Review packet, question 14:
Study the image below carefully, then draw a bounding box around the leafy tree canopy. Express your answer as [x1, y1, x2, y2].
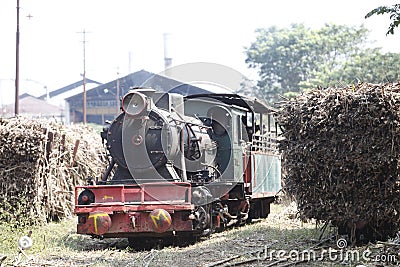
[365, 4, 400, 35]
[245, 23, 400, 103]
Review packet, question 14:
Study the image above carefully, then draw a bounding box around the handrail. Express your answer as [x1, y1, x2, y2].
[251, 133, 279, 154]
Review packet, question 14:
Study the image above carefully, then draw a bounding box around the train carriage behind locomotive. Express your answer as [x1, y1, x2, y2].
[74, 87, 281, 244]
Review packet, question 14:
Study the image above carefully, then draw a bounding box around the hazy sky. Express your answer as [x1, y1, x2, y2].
[0, 0, 399, 104]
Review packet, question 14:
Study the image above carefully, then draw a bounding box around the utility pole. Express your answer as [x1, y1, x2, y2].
[163, 33, 172, 70]
[15, 0, 20, 115]
[116, 70, 120, 114]
[128, 52, 132, 74]
[78, 29, 89, 124]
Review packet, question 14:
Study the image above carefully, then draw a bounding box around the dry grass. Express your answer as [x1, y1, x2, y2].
[0, 203, 398, 267]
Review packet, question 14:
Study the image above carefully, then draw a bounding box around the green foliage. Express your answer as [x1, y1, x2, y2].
[0, 218, 104, 258]
[283, 91, 300, 100]
[0, 223, 28, 255]
[245, 23, 400, 103]
[334, 48, 400, 83]
[365, 4, 400, 35]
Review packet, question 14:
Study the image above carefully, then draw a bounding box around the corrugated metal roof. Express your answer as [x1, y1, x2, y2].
[38, 78, 101, 100]
[65, 70, 214, 102]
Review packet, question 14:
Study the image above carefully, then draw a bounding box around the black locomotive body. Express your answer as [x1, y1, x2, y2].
[74, 88, 281, 247]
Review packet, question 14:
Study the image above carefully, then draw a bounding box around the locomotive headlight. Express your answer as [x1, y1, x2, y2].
[78, 189, 95, 205]
[122, 91, 147, 116]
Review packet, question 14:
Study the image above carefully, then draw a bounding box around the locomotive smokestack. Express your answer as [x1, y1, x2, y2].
[122, 88, 155, 116]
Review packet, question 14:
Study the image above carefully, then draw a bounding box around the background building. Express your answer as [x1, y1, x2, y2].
[66, 70, 212, 125]
[0, 78, 101, 123]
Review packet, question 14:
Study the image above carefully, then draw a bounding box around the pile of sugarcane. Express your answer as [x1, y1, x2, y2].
[0, 117, 107, 225]
[276, 82, 400, 241]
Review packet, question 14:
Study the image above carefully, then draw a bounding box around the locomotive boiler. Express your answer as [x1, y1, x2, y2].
[74, 87, 281, 247]
[103, 88, 217, 184]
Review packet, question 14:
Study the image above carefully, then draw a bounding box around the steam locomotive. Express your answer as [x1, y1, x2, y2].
[74, 88, 281, 247]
